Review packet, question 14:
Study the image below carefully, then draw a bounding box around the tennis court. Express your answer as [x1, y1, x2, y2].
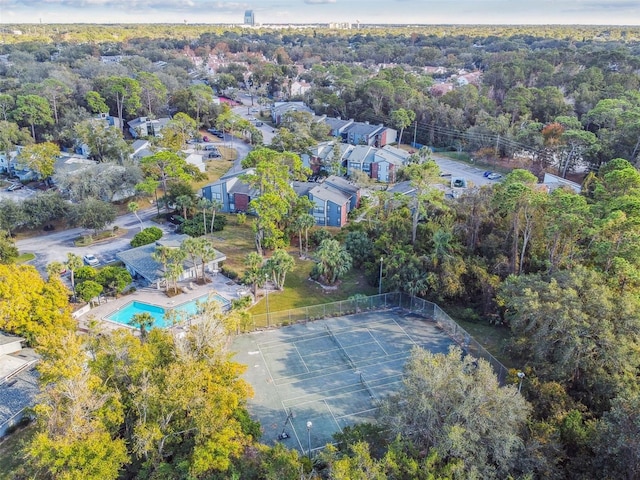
[231, 309, 456, 455]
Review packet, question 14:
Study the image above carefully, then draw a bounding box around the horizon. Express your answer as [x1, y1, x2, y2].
[2, 1, 640, 27]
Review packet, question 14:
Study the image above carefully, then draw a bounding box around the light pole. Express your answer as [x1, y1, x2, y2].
[517, 371, 525, 394]
[378, 257, 384, 295]
[265, 274, 270, 326]
[306, 421, 312, 461]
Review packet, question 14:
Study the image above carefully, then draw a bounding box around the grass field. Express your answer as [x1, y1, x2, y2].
[207, 219, 378, 314]
[0, 425, 32, 480]
[456, 318, 514, 367]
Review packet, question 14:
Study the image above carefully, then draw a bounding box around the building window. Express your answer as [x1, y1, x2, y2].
[314, 206, 325, 214]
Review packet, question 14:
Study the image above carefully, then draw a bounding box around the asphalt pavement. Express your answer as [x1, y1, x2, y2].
[16, 205, 173, 275]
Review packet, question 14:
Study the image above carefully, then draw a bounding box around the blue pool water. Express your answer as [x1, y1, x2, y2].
[106, 293, 230, 328]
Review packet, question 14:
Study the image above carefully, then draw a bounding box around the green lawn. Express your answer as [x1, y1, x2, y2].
[14, 252, 35, 263]
[0, 425, 33, 480]
[249, 258, 378, 315]
[455, 318, 515, 368]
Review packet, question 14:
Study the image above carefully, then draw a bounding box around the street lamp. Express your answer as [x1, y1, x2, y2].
[306, 421, 312, 461]
[517, 371, 525, 394]
[378, 257, 384, 295]
[265, 274, 270, 326]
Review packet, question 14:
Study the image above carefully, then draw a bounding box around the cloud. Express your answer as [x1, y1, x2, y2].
[304, 0, 336, 4]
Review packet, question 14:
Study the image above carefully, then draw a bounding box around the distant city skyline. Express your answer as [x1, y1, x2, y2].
[2, 0, 639, 26]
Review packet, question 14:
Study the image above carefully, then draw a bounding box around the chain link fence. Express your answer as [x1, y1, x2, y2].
[249, 292, 508, 384]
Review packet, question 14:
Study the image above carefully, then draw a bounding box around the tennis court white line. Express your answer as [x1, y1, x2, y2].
[335, 406, 379, 419]
[366, 328, 389, 356]
[282, 383, 377, 408]
[282, 399, 305, 453]
[324, 399, 344, 433]
[273, 351, 411, 386]
[390, 317, 420, 347]
[257, 342, 277, 386]
[294, 343, 310, 373]
[256, 318, 403, 348]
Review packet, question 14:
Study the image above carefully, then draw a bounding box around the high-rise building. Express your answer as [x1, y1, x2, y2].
[244, 10, 255, 26]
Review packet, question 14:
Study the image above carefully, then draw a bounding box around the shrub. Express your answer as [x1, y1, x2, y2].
[131, 226, 163, 247]
[76, 280, 103, 302]
[179, 214, 227, 237]
[310, 228, 332, 247]
[221, 265, 238, 280]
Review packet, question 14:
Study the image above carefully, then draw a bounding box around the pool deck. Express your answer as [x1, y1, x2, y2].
[75, 274, 248, 332]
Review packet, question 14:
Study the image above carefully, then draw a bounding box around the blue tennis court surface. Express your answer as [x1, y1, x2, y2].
[231, 309, 456, 454]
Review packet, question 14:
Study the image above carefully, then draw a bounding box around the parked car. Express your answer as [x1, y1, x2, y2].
[202, 135, 209, 142]
[204, 144, 219, 151]
[83, 254, 100, 267]
[452, 179, 465, 188]
[483, 171, 493, 177]
[487, 173, 503, 180]
[205, 151, 222, 159]
[255, 121, 264, 127]
[6, 183, 24, 191]
[207, 128, 225, 138]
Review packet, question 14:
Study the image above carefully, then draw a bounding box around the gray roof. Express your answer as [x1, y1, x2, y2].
[345, 122, 384, 137]
[324, 175, 359, 195]
[324, 117, 354, 133]
[374, 145, 410, 166]
[346, 145, 376, 164]
[227, 179, 253, 196]
[293, 181, 315, 197]
[0, 368, 39, 429]
[310, 184, 352, 206]
[387, 180, 416, 196]
[127, 116, 171, 128]
[272, 102, 314, 117]
[117, 234, 226, 283]
[221, 167, 253, 181]
[0, 334, 23, 347]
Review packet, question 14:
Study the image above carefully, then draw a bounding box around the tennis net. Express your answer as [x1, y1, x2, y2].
[325, 325, 357, 371]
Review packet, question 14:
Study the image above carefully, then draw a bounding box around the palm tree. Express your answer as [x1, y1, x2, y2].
[315, 239, 353, 285]
[197, 197, 212, 235]
[298, 213, 315, 258]
[264, 249, 295, 290]
[45, 261, 65, 281]
[181, 237, 202, 282]
[175, 194, 194, 220]
[165, 248, 186, 294]
[243, 252, 264, 296]
[128, 201, 144, 231]
[66, 253, 84, 302]
[196, 237, 217, 281]
[209, 199, 223, 233]
[129, 312, 154, 340]
[151, 246, 171, 292]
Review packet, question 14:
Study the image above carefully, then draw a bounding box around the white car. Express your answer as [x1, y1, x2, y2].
[83, 254, 100, 267]
[487, 173, 503, 180]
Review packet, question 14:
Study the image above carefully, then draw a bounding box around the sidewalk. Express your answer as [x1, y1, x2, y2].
[76, 273, 246, 331]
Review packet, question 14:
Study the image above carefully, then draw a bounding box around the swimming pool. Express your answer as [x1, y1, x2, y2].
[106, 293, 230, 329]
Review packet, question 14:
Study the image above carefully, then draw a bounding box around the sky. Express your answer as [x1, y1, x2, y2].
[2, 0, 640, 25]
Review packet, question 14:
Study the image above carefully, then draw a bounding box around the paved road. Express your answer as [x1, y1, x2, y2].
[16, 206, 173, 275]
[17, 141, 254, 275]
